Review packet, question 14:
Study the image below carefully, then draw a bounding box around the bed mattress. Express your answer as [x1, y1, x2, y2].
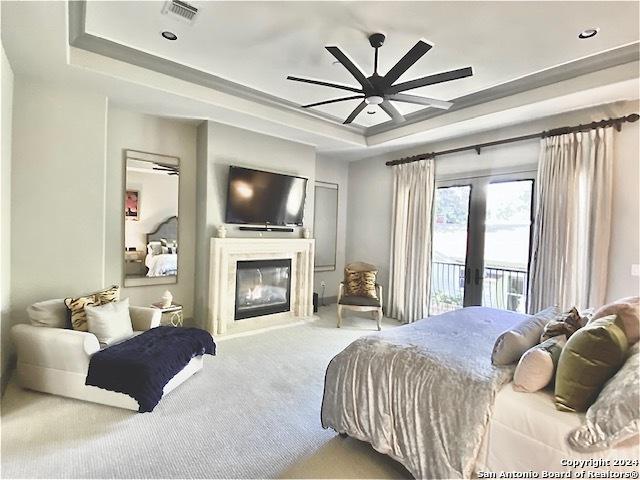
[477, 383, 640, 475]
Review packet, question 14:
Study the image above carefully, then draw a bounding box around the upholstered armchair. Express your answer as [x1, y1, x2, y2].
[337, 262, 383, 331]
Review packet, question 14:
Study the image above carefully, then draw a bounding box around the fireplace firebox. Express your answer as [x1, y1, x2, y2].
[234, 259, 292, 320]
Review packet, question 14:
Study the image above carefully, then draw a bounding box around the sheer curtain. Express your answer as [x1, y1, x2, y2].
[388, 160, 435, 323]
[529, 127, 613, 312]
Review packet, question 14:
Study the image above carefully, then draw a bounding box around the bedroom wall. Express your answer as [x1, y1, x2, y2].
[105, 107, 197, 319]
[10, 80, 108, 323]
[1, 44, 14, 389]
[344, 100, 640, 307]
[194, 121, 316, 328]
[313, 156, 349, 302]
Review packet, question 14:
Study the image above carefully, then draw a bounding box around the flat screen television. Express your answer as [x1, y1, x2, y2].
[225, 166, 307, 226]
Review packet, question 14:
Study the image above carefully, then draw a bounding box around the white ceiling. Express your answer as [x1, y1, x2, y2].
[84, 1, 640, 127]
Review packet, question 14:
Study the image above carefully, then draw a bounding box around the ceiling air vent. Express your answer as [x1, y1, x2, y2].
[162, 0, 198, 24]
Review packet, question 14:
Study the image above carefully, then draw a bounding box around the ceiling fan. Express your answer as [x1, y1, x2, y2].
[287, 33, 473, 125]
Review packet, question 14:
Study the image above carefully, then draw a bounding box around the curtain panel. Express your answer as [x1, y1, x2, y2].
[388, 160, 435, 323]
[529, 127, 613, 312]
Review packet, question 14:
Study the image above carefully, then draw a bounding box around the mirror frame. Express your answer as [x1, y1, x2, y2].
[122, 149, 181, 287]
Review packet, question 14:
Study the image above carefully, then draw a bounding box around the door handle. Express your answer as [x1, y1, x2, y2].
[474, 268, 481, 285]
[465, 268, 471, 285]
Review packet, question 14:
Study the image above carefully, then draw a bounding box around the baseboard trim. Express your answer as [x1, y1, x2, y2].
[320, 296, 337, 306]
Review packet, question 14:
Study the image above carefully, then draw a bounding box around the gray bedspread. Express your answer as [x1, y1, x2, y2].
[321, 306, 527, 479]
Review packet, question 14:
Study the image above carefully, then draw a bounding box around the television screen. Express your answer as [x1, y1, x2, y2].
[225, 166, 307, 226]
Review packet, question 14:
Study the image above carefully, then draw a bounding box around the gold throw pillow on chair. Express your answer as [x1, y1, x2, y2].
[344, 267, 378, 299]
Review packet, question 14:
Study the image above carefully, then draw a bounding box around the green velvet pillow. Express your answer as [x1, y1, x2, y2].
[555, 314, 629, 412]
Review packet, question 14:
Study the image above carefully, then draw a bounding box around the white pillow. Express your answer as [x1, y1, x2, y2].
[513, 335, 566, 392]
[27, 298, 69, 328]
[85, 298, 133, 346]
[492, 306, 560, 365]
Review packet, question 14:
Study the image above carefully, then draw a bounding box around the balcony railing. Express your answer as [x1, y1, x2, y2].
[429, 261, 528, 316]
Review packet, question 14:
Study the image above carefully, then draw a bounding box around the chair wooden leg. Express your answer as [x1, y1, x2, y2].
[337, 305, 343, 328]
[376, 309, 382, 331]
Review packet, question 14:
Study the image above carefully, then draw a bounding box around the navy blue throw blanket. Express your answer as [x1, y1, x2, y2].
[86, 326, 215, 413]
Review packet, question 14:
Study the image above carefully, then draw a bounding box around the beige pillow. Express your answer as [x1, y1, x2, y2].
[27, 298, 69, 328]
[85, 298, 133, 346]
[492, 306, 559, 366]
[513, 335, 566, 392]
[64, 285, 120, 332]
[590, 297, 639, 344]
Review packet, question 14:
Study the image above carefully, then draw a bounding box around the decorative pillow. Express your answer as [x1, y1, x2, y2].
[85, 297, 133, 346]
[590, 296, 640, 344]
[64, 285, 120, 332]
[567, 343, 639, 452]
[148, 242, 162, 256]
[27, 298, 69, 328]
[513, 335, 567, 392]
[344, 266, 378, 299]
[555, 314, 629, 412]
[491, 306, 559, 366]
[541, 307, 586, 342]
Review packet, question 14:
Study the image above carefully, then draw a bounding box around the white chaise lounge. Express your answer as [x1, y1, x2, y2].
[12, 299, 203, 411]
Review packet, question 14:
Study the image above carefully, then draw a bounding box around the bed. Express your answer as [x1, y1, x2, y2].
[321, 306, 639, 479]
[145, 216, 178, 277]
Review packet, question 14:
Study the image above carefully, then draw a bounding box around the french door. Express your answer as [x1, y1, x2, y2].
[428, 172, 535, 316]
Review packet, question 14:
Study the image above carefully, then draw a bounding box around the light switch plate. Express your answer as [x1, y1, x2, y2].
[632, 264, 640, 277]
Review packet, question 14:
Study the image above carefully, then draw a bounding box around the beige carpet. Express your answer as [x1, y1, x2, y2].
[1, 307, 411, 479]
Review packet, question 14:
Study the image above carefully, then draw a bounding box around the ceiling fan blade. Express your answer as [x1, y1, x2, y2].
[287, 76, 363, 94]
[382, 40, 432, 88]
[388, 93, 453, 110]
[343, 101, 366, 124]
[380, 100, 405, 124]
[387, 67, 473, 94]
[325, 46, 373, 90]
[302, 95, 364, 108]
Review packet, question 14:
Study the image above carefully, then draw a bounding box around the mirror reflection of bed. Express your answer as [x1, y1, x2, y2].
[123, 150, 179, 287]
[145, 217, 178, 277]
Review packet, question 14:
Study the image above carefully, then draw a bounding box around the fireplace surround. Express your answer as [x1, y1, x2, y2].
[208, 238, 314, 335]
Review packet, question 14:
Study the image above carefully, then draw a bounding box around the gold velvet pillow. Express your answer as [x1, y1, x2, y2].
[554, 314, 629, 412]
[344, 266, 378, 299]
[65, 285, 120, 332]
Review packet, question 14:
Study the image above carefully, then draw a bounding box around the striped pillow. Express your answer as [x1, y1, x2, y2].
[64, 285, 120, 332]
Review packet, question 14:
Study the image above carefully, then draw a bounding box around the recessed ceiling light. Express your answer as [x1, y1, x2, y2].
[161, 31, 178, 41]
[578, 28, 599, 39]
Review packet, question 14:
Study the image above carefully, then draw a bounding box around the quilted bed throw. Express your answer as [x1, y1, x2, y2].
[321, 307, 524, 478]
[86, 326, 215, 412]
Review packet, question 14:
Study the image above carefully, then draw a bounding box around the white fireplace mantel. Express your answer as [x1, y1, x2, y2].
[207, 238, 315, 335]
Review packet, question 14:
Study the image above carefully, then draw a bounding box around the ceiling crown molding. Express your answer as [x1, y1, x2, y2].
[68, 1, 639, 139]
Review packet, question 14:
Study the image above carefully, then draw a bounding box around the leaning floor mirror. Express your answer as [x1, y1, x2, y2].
[123, 149, 180, 287]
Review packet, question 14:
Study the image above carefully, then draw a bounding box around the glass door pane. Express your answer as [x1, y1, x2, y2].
[429, 185, 471, 316]
[481, 180, 533, 313]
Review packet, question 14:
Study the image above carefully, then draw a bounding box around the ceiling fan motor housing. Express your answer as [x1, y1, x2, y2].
[369, 33, 386, 48]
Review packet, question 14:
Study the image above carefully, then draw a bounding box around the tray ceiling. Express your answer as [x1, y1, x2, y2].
[82, 1, 640, 128]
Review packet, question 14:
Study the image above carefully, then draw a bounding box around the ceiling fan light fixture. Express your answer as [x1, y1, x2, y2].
[365, 95, 384, 105]
[578, 27, 599, 39]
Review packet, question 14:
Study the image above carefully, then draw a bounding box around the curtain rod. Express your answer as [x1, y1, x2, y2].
[385, 113, 640, 167]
